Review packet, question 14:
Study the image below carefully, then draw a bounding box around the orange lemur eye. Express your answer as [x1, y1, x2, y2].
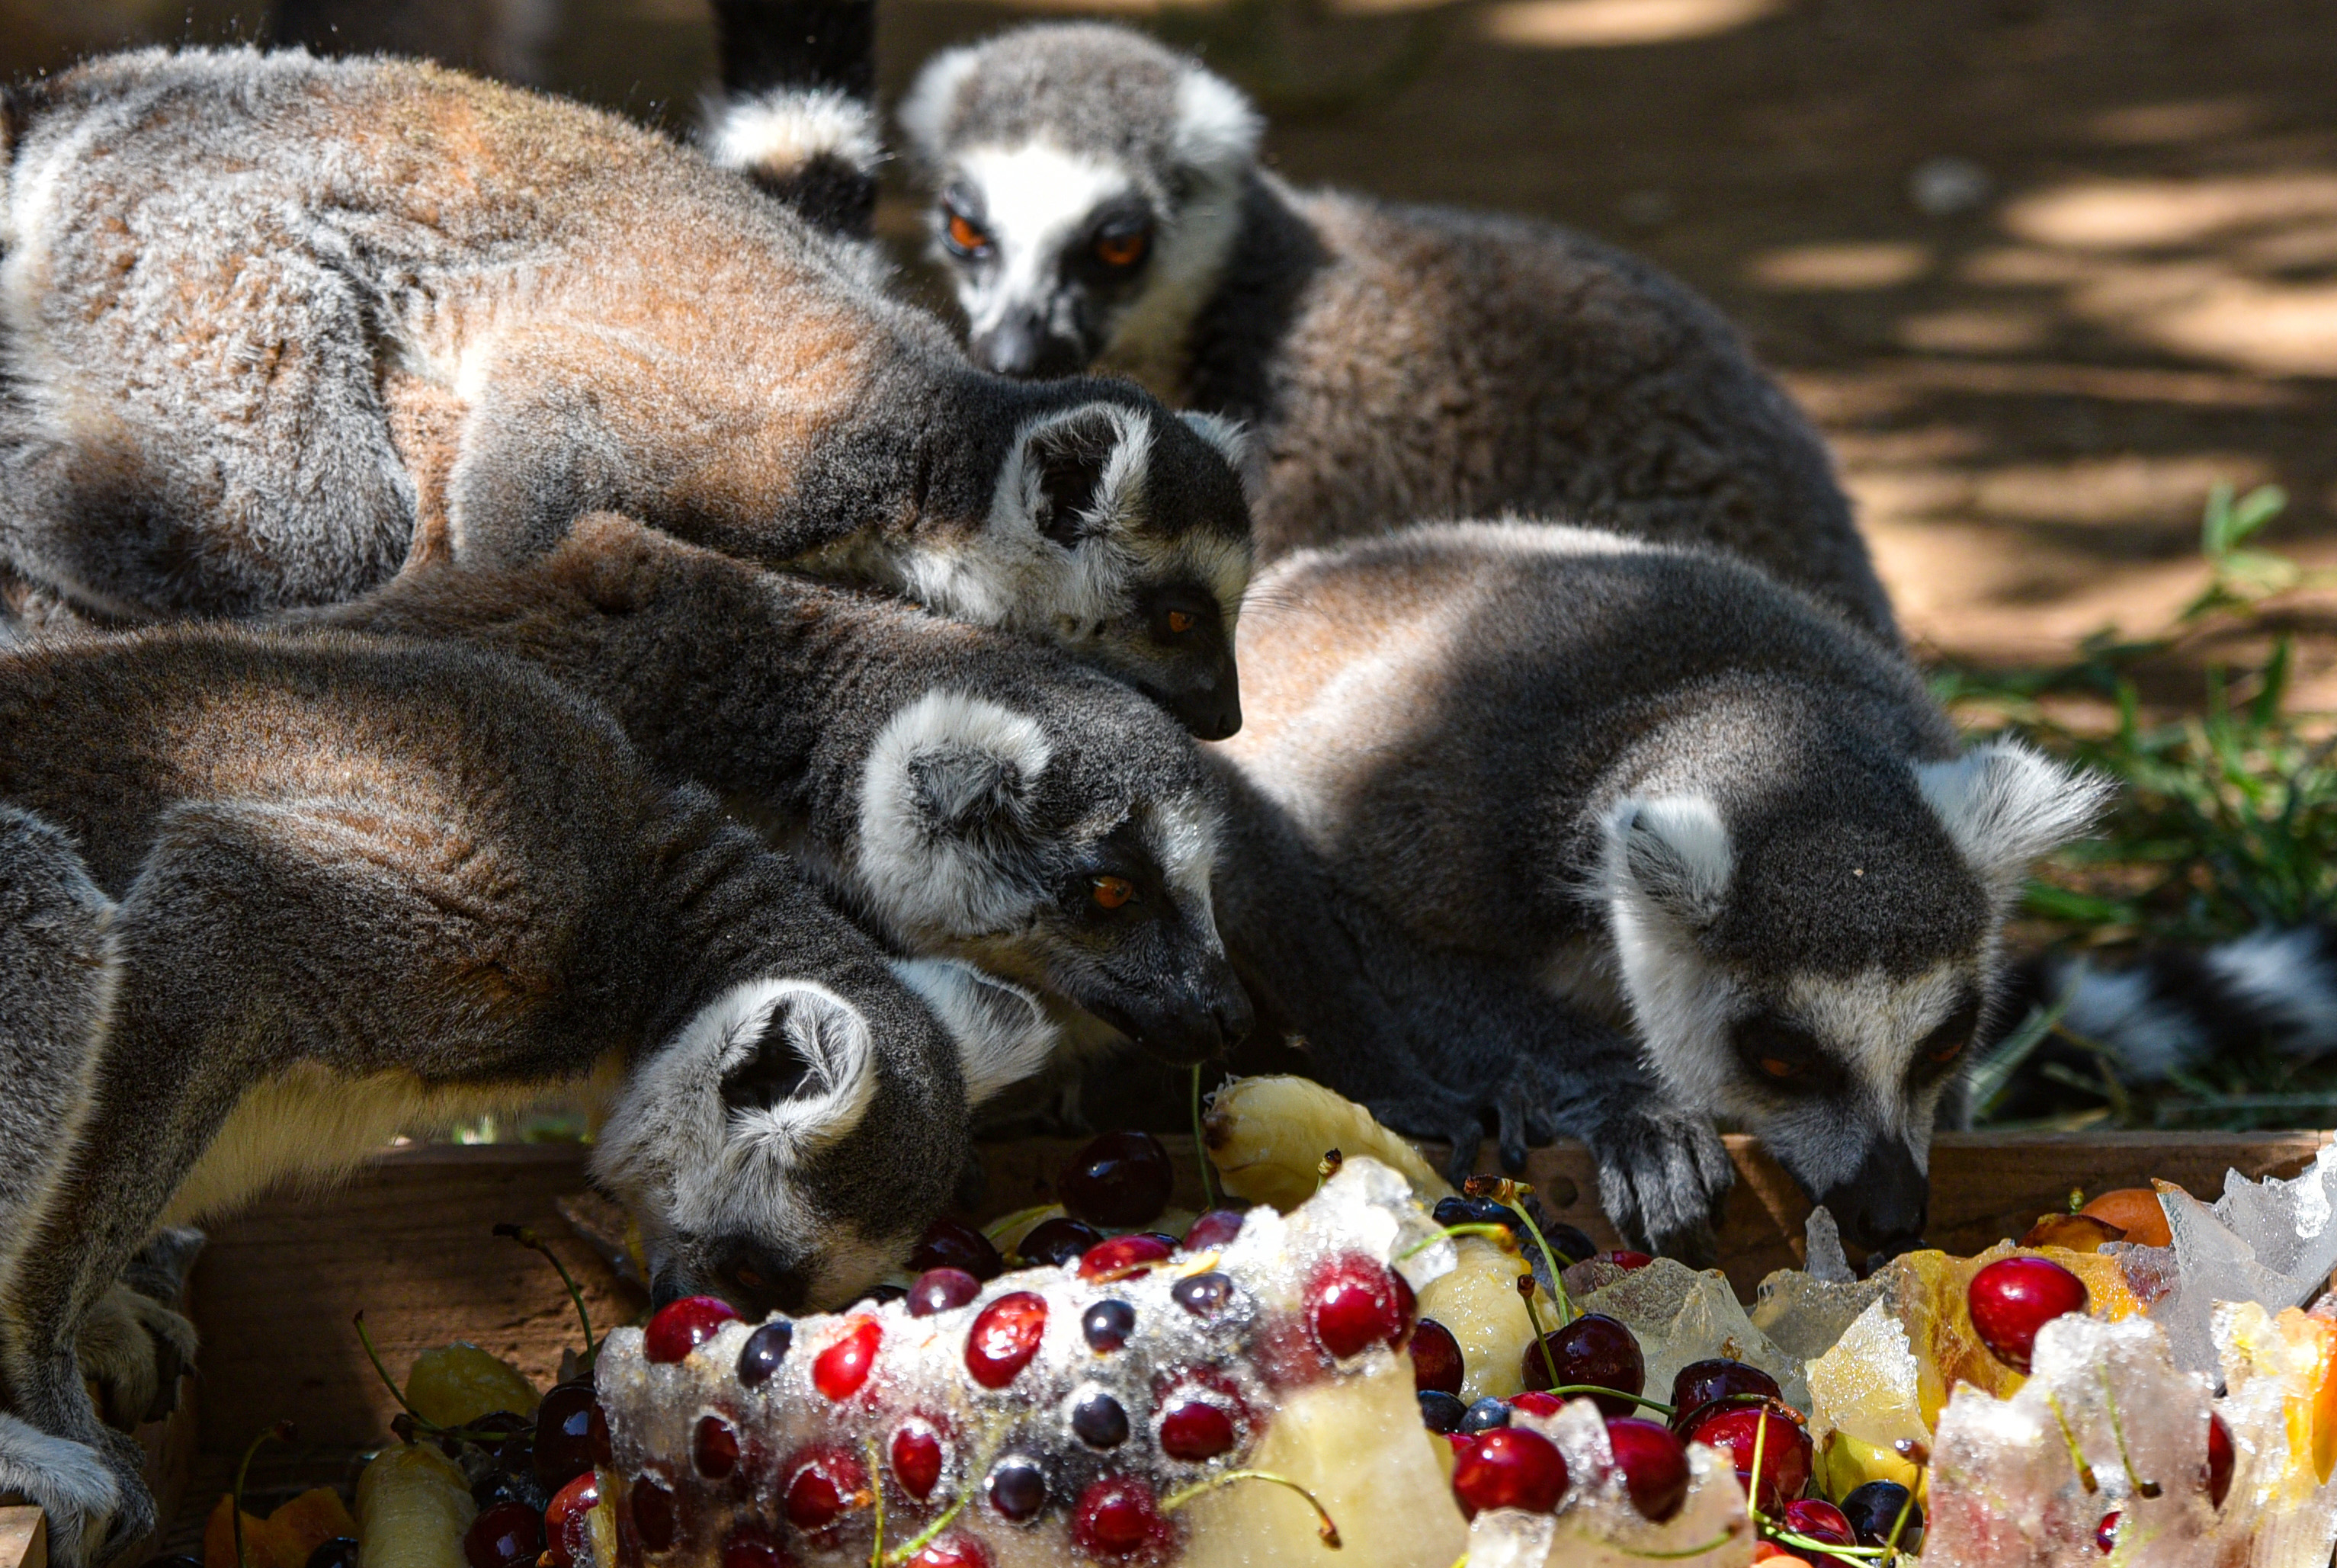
[1758, 1057, 1803, 1081]
[1165, 609, 1196, 634]
[1094, 229, 1149, 268]
[1926, 1037, 1966, 1066]
[945, 212, 989, 254]
[1091, 874, 1136, 909]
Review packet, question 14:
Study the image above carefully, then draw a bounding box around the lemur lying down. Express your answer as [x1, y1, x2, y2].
[0, 627, 1052, 1568]
[305, 513, 1252, 1069]
[1209, 523, 2108, 1263]
[0, 47, 1252, 736]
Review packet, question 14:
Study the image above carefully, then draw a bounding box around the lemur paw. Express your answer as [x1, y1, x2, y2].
[1585, 1103, 1736, 1267]
[0, 1412, 147, 1568]
[77, 1284, 199, 1429]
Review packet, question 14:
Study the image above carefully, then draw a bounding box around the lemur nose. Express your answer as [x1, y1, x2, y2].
[1817, 1139, 1931, 1259]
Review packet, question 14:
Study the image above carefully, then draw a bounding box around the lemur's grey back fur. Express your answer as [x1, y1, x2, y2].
[306, 512, 1251, 1068]
[899, 24, 1893, 636]
[1210, 523, 2106, 1260]
[0, 627, 1050, 1566]
[0, 46, 1252, 736]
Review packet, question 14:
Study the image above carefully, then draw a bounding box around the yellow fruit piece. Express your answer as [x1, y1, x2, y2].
[357, 1442, 476, 1568]
[1181, 1331, 1469, 1568]
[1880, 1242, 2142, 1426]
[203, 1488, 357, 1568]
[402, 1342, 540, 1428]
[1414, 1236, 1544, 1403]
[1816, 1430, 1928, 1507]
[1203, 1076, 1453, 1211]
[2284, 1309, 2337, 1486]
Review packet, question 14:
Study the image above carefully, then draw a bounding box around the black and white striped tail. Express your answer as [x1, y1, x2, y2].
[703, 0, 883, 237]
[1997, 924, 2337, 1081]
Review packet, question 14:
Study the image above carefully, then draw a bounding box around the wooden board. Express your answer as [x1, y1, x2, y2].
[0, 1508, 46, 1568]
[183, 1129, 2331, 1456]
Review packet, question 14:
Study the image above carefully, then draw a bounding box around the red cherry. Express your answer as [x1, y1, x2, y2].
[1606, 1418, 1691, 1524]
[966, 1291, 1050, 1388]
[2206, 1412, 2233, 1509]
[1521, 1313, 1645, 1417]
[463, 1500, 544, 1568]
[1079, 1234, 1175, 1281]
[720, 1525, 799, 1568]
[2095, 1510, 2119, 1553]
[1409, 1318, 1465, 1396]
[1060, 1130, 1175, 1228]
[1508, 1391, 1563, 1418]
[1183, 1210, 1245, 1250]
[1310, 1256, 1409, 1359]
[892, 1418, 946, 1500]
[1685, 1405, 1813, 1515]
[785, 1446, 869, 1531]
[1967, 1256, 2090, 1374]
[629, 1476, 678, 1554]
[906, 1537, 992, 1568]
[1452, 1428, 1569, 1517]
[694, 1413, 739, 1478]
[813, 1318, 883, 1400]
[543, 1471, 600, 1568]
[643, 1295, 741, 1364]
[1072, 1475, 1173, 1559]
[1669, 1360, 1782, 1433]
[1783, 1498, 1856, 1546]
[911, 1219, 1004, 1281]
[1606, 1250, 1655, 1270]
[909, 1268, 982, 1317]
[1158, 1398, 1237, 1462]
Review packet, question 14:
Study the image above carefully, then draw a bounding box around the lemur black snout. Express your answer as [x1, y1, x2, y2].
[713, 1239, 811, 1319]
[1163, 679, 1242, 741]
[1818, 1140, 1931, 1257]
[972, 311, 1086, 380]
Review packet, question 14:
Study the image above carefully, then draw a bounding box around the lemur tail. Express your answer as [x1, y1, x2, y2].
[701, 0, 883, 238]
[1997, 923, 2337, 1082]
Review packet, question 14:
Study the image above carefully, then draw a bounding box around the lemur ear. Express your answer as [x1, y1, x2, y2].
[1915, 739, 2112, 895]
[716, 982, 877, 1140]
[1178, 410, 1255, 498]
[896, 44, 980, 165]
[1172, 66, 1263, 177]
[906, 744, 1029, 832]
[891, 957, 1059, 1108]
[1018, 405, 1147, 550]
[1604, 796, 1732, 929]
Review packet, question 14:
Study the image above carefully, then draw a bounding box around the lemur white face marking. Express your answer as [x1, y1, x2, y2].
[948, 143, 1133, 348]
[591, 978, 883, 1308]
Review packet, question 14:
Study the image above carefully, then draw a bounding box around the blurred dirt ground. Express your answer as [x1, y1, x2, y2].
[13, 0, 2337, 704]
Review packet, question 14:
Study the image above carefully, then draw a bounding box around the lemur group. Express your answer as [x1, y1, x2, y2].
[0, 16, 2124, 1560]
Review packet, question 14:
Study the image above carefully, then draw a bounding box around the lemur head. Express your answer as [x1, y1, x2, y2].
[836, 683, 1252, 1066]
[899, 23, 1259, 382]
[1600, 736, 2111, 1260]
[592, 959, 1054, 1315]
[912, 389, 1253, 739]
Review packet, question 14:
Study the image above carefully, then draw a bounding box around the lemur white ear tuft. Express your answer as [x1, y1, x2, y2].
[1008, 404, 1149, 549]
[1915, 739, 2113, 893]
[1178, 410, 1255, 497]
[716, 980, 879, 1159]
[878, 691, 1050, 834]
[1172, 66, 1262, 178]
[897, 45, 982, 165]
[704, 85, 883, 183]
[1605, 796, 1733, 929]
[891, 957, 1059, 1108]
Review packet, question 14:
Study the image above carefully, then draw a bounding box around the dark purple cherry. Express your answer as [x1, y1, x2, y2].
[1667, 1359, 1781, 1434]
[1409, 1318, 1465, 1396]
[1059, 1130, 1175, 1229]
[1182, 1209, 1246, 1251]
[736, 1319, 793, 1388]
[534, 1381, 606, 1489]
[910, 1219, 1005, 1281]
[1083, 1298, 1136, 1352]
[909, 1268, 982, 1317]
[1017, 1217, 1105, 1269]
[1520, 1313, 1644, 1417]
[986, 1457, 1049, 1522]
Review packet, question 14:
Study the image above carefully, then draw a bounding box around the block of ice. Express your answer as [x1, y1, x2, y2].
[1579, 1260, 1810, 1416]
[2205, 1301, 2337, 1568]
[2153, 1147, 2337, 1375]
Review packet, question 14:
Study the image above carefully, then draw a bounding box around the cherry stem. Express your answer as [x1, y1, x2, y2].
[2099, 1372, 2161, 1499]
[1500, 1182, 1576, 1325]
[1537, 1384, 1678, 1417]
[493, 1223, 597, 1368]
[1749, 1409, 1769, 1523]
[1883, 1468, 1923, 1558]
[2047, 1392, 2099, 1493]
[865, 1438, 886, 1568]
[1611, 1525, 1749, 1560]
[1191, 1065, 1220, 1211]
[1316, 1149, 1343, 1195]
[1520, 1285, 1563, 1393]
[1162, 1470, 1343, 1548]
[1396, 1223, 1512, 1262]
[232, 1419, 296, 1568]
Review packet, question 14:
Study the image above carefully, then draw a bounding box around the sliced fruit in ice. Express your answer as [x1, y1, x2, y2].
[1202, 1076, 1454, 1210]
[1576, 1259, 1808, 1417]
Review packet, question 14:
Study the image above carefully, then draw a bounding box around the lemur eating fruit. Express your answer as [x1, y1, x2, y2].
[1208, 523, 2108, 1261]
[899, 23, 1893, 636]
[307, 512, 1253, 1070]
[0, 46, 1252, 736]
[0, 627, 1053, 1568]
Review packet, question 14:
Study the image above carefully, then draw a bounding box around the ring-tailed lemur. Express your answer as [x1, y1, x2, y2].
[1208, 522, 2108, 1262]
[0, 627, 1053, 1567]
[898, 24, 1894, 636]
[700, 0, 886, 237]
[305, 512, 1252, 1068]
[0, 47, 1253, 738]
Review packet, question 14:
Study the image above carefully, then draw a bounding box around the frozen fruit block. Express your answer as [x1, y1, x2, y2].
[1460, 1396, 1752, 1566]
[1415, 1235, 1540, 1403]
[1576, 1260, 1810, 1417]
[2153, 1149, 2337, 1376]
[1749, 1210, 1885, 1367]
[1805, 1298, 1927, 1454]
[2206, 1301, 2337, 1566]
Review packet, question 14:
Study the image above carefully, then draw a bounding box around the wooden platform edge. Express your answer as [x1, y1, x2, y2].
[0, 1505, 47, 1568]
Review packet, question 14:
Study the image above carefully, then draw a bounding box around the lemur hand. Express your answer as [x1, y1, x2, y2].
[1579, 1096, 1736, 1266]
[77, 1283, 199, 1429]
[0, 1412, 147, 1568]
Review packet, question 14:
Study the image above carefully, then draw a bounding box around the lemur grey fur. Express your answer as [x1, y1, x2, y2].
[899, 24, 1893, 636]
[306, 511, 1252, 1068]
[700, 0, 886, 237]
[0, 47, 1254, 738]
[0, 627, 1053, 1567]
[1210, 523, 2108, 1261]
